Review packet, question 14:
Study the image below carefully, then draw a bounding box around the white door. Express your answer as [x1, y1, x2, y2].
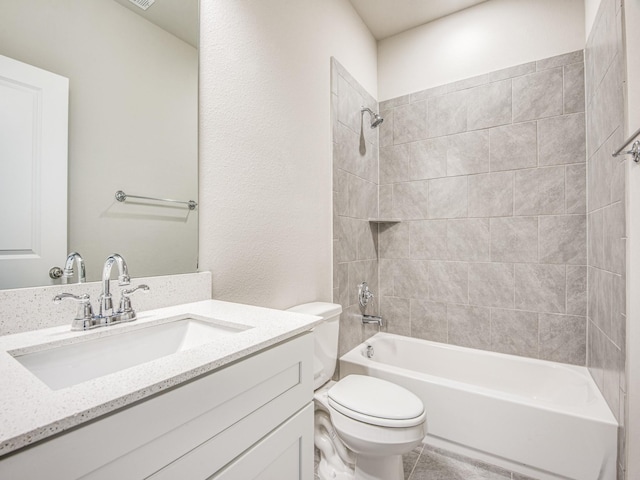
[0, 55, 68, 289]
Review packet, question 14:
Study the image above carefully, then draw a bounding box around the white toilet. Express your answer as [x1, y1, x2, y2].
[287, 302, 426, 480]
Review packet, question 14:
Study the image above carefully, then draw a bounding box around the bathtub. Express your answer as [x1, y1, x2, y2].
[339, 333, 617, 480]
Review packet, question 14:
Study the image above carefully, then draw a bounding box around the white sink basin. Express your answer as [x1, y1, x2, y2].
[11, 316, 251, 390]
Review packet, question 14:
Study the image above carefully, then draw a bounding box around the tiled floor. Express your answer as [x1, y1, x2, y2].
[315, 445, 539, 480]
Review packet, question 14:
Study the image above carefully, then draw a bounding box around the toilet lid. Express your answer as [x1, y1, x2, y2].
[328, 375, 425, 428]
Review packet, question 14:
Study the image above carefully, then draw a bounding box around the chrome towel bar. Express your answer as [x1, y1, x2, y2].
[115, 190, 197, 210]
[612, 126, 640, 163]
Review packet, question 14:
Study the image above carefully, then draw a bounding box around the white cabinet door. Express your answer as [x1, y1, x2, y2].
[0, 54, 68, 289]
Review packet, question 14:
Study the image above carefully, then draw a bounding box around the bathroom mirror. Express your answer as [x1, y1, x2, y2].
[0, 0, 199, 289]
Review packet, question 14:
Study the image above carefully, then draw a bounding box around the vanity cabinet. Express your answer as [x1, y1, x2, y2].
[0, 333, 314, 480]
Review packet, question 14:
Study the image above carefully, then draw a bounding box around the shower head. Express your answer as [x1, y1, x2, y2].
[361, 107, 384, 129]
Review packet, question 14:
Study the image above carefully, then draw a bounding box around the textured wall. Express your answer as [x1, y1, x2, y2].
[584, 0, 627, 476]
[376, 51, 588, 364]
[331, 59, 380, 358]
[199, 0, 377, 309]
[377, 0, 585, 100]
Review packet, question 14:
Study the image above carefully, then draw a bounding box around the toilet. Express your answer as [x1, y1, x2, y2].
[287, 302, 426, 480]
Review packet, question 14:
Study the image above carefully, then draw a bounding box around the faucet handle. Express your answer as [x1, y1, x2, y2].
[119, 284, 149, 313]
[53, 293, 95, 330]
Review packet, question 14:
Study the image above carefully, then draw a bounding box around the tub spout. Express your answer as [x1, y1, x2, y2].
[362, 314, 383, 326]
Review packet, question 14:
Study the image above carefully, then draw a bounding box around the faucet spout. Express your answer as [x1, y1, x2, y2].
[100, 254, 130, 317]
[63, 252, 86, 284]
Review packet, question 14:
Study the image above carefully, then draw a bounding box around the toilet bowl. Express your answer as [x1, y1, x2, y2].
[287, 302, 426, 480]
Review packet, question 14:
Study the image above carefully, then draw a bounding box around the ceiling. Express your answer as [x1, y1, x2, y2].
[111, 0, 199, 47]
[348, 0, 489, 40]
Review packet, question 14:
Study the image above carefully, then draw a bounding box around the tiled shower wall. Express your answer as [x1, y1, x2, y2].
[584, 0, 627, 477]
[331, 58, 381, 359]
[376, 51, 588, 364]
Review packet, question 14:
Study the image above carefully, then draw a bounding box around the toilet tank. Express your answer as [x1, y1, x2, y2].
[286, 302, 342, 389]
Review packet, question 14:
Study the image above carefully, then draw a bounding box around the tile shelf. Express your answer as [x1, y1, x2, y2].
[368, 218, 402, 224]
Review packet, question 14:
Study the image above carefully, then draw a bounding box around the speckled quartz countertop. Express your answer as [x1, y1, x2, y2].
[0, 299, 322, 457]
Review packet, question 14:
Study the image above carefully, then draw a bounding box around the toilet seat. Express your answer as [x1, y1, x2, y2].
[328, 375, 425, 428]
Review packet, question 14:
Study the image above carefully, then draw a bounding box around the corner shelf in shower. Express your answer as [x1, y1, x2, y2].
[368, 218, 402, 224]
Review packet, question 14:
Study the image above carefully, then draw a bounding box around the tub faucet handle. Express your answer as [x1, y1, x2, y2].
[358, 282, 374, 308]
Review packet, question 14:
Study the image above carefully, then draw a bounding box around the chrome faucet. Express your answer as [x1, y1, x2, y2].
[358, 282, 383, 327]
[99, 253, 131, 318]
[53, 253, 149, 331]
[62, 252, 86, 284]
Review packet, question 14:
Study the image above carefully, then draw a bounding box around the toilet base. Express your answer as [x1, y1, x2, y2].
[354, 454, 404, 480]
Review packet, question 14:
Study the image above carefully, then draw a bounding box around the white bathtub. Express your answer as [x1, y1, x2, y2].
[339, 333, 617, 480]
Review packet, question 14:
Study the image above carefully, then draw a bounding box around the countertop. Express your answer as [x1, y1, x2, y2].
[0, 299, 322, 457]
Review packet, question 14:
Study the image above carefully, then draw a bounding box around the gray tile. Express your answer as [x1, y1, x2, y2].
[565, 164, 587, 214]
[588, 319, 606, 390]
[603, 201, 625, 275]
[380, 95, 410, 111]
[515, 264, 566, 314]
[380, 144, 410, 184]
[403, 444, 423, 479]
[381, 296, 411, 336]
[447, 219, 490, 262]
[412, 446, 511, 480]
[428, 177, 468, 219]
[334, 122, 378, 183]
[427, 89, 468, 137]
[337, 74, 363, 133]
[603, 337, 622, 419]
[467, 80, 512, 130]
[356, 220, 378, 261]
[448, 73, 489, 93]
[491, 309, 538, 357]
[468, 172, 514, 218]
[536, 50, 583, 70]
[335, 216, 357, 262]
[410, 220, 448, 260]
[514, 167, 565, 216]
[488, 62, 536, 82]
[393, 181, 429, 220]
[587, 131, 617, 212]
[428, 261, 468, 304]
[611, 272, 626, 349]
[538, 113, 586, 166]
[379, 108, 394, 147]
[538, 215, 587, 265]
[513, 68, 564, 122]
[348, 175, 377, 219]
[379, 184, 394, 218]
[468, 263, 515, 308]
[409, 137, 448, 180]
[564, 62, 586, 114]
[410, 300, 447, 342]
[379, 222, 410, 258]
[567, 266, 588, 316]
[410, 84, 449, 103]
[588, 210, 604, 269]
[394, 101, 427, 144]
[490, 217, 538, 263]
[381, 259, 429, 299]
[448, 304, 491, 350]
[489, 121, 537, 172]
[337, 305, 364, 357]
[446, 130, 490, 176]
[334, 169, 349, 216]
[539, 314, 586, 365]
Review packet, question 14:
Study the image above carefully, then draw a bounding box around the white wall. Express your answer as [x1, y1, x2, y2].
[624, 0, 640, 475]
[585, 0, 603, 38]
[198, 0, 377, 309]
[0, 0, 198, 282]
[377, 0, 585, 100]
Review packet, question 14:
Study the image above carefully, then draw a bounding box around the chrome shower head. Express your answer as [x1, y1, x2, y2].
[361, 107, 384, 129]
